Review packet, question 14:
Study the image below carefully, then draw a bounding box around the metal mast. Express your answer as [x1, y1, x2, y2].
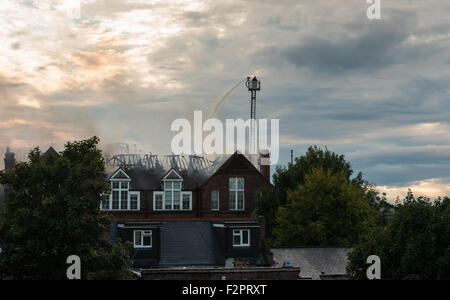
[246, 76, 261, 154]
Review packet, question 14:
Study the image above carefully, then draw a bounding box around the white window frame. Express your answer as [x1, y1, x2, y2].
[129, 191, 140, 211]
[101, 181, 140, 212]
[101, 193, 111, 211]
[163, 180, 182, 210]
[153, 184, 192, 211]
[211, 190, 220, 211]
[233, 229, 251, 247]
[153, 191, 165, 211]
[229, 177, 245, 211]
[181, 192, 192, 210]
[133, 230, 152, 249]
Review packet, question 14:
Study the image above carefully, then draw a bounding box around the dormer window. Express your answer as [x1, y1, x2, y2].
[164, 180, 182, 210]
[153, 169, 192, 211]
[101, 169, 140, 211]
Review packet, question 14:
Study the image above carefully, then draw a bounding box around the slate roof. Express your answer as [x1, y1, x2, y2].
[271, 247, 352, 280]
[159, 221, 223, 267]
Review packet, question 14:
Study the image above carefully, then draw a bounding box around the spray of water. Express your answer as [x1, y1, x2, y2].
[209, 78, 247, 118]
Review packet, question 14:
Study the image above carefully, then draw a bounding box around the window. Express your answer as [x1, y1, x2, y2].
[154, 192, 164, 210]
[233, 229, 250, 247]
[182, 192, 192, 210]
[163, 180, 182, 210]
[113, 180, 129, 210]
[229, 178, 244, 211]
[101, 194, 110, 210]
[112, 191, 120, 210]
[134, 230, 152, 248]
[211, 191, 219, 211]
[130, 192, 139, 210]
[101, 180, 140, 211]
[154, 181, 192, 211]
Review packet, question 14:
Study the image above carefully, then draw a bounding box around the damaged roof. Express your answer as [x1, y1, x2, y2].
[105, 152, 266, 191]
[124, 167, 211, 191]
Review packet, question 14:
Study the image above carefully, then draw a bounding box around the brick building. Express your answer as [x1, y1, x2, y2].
[1, 148, 273, 269]
[102, 152, 273, 268]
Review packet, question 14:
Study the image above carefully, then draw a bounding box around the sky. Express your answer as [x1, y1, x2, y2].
[1, 0, 450, 201]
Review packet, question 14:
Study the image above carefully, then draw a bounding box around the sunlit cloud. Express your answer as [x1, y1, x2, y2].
[379, 178, 450, 202]
[0, 0, 449, 198]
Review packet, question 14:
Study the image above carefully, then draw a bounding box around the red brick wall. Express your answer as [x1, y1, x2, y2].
[200, 173, 270, 219]
[106, 154, 272, 222]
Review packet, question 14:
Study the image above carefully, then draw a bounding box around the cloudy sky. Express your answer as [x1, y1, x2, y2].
[1, 0, 450, 200]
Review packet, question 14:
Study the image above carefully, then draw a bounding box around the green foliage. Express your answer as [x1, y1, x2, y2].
[272, 168, 376, 247]
[255, 146, 390, 243]
[0, 137, 135, 280]
[347, 191, 450, 280]
[274, 146, 354, 207]
[85, 240, 136, 280]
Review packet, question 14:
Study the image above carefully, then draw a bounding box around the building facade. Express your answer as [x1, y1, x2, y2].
[102, 152, 272, 268]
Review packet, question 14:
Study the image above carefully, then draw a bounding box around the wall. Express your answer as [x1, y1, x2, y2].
[109, 173, 270, 222]
[118, 227, 161, 267]
[200, 173, 270, 219]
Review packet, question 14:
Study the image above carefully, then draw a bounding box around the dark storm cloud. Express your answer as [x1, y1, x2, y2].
[280, 18, 414, 73]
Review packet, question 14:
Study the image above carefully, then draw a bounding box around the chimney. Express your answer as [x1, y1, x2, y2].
[259, 151, 271, 182]
[4, 147, 16, 172]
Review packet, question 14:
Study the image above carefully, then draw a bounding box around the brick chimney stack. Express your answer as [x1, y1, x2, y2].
[259, 151, 271, 182]
[4, 147, 16, 172]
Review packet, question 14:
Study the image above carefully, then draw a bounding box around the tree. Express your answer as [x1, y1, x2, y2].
[347, 191, 450, 280]
[272, 168, 376, 246]
[0, 137, 135, 280]
[255, 146, 390, 242]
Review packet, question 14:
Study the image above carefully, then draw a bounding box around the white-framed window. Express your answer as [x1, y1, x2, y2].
[154, 192, 164, 210]
[164, 180, 182, 210]
[229, 178, 244, 211]
[153, 183, 192, 211]
[101, 194, 110, 210]
[134, 230, 152, 249]
[211, 190, 220, 211]
[182, 192, 192, 210]
[101, 181, 140, 211]
[233, 229, 250, 247]
[130, 192, 139, 210]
